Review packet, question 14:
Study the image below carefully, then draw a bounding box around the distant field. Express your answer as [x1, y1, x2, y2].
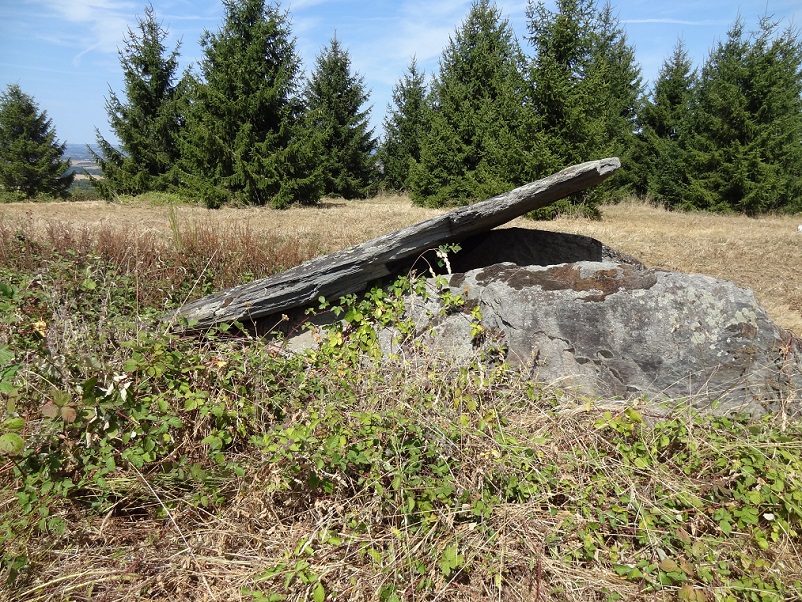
[1, 195, 800, 334]
[64, 143, 101, 177]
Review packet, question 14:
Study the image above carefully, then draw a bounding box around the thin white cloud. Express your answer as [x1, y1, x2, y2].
[32, 0, 139, 61]
[388, 0, 472, 63]
[623, 18, 724, 26]
[0, 62, 82, 77]
[287, 0, 338, 10]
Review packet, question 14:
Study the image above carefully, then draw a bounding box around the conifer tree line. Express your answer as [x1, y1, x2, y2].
[4, 0, 799, 215]
[382, 0, 802, 215]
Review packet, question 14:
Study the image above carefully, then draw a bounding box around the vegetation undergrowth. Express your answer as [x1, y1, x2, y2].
[0, 232, 800, 601]
[0, 205, 323, 312]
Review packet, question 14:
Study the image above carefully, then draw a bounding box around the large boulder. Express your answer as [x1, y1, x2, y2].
[390, 229, 801, 416]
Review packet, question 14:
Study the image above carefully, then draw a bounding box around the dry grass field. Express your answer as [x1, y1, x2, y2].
[1, 194, 800, 334]
[1, 194, 801, 601]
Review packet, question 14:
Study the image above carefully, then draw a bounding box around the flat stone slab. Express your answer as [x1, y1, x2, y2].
[170, 158, 620, 330]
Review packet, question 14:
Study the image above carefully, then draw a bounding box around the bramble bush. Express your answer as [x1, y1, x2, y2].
[0, 234, 800, 601]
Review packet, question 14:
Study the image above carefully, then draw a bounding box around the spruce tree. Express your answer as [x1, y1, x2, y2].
[525, 0, 597, 168]
[685, 19, 754, 212]
[180, 0, 322, 208]
[686, 17, 802, 214]
[634, 40, 697, 206]
[0, 84, 73, 198]
[588, 2, 642, 190]
[525, 0, 641, 213]
[91, 5, 183, 198]
[410, 0, 537, 207]
[749, 20, 802, 214]
[378, 58, 427, 192]
[304, 36, 377, 199]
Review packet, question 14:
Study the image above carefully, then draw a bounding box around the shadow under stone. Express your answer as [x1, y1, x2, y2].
[448, 227, 643, 273]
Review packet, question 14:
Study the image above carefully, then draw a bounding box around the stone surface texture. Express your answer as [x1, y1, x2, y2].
[401, 249, 801, 415]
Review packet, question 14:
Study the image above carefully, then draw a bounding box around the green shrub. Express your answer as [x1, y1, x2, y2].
[0, 237, 800, 600]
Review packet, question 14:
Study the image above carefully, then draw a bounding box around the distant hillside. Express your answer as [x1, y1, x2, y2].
[64, 143, 97, 162]
[65, 143, 102, 176]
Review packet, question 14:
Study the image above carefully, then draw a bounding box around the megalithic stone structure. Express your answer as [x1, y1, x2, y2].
[170, 157, 620, 331]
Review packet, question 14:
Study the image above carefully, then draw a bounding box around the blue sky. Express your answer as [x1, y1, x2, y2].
[1, 0, 800, 145]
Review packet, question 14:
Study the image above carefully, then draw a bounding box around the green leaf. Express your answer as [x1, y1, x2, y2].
[438, 544, 463, 575]
[80, 376, 99, 398]
[202, 434, 223, 450]
[735, 507, 759, 526]
[52, 388, 71, 407]
[1, 417, 24, 430]
[47, 516, 67, 535]
[0, 432, 24, 456]
[312, 581, 325, 602]
[0, 345, 14, 365]
[625, 407, 643, 423]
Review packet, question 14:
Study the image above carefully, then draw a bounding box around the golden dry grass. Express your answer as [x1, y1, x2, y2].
[2, 194, 801, 601]
[0, 194, 444, 256]
[1, 194, 799, 334]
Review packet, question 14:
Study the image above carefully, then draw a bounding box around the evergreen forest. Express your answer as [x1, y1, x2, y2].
[3, 0, 802, 216]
